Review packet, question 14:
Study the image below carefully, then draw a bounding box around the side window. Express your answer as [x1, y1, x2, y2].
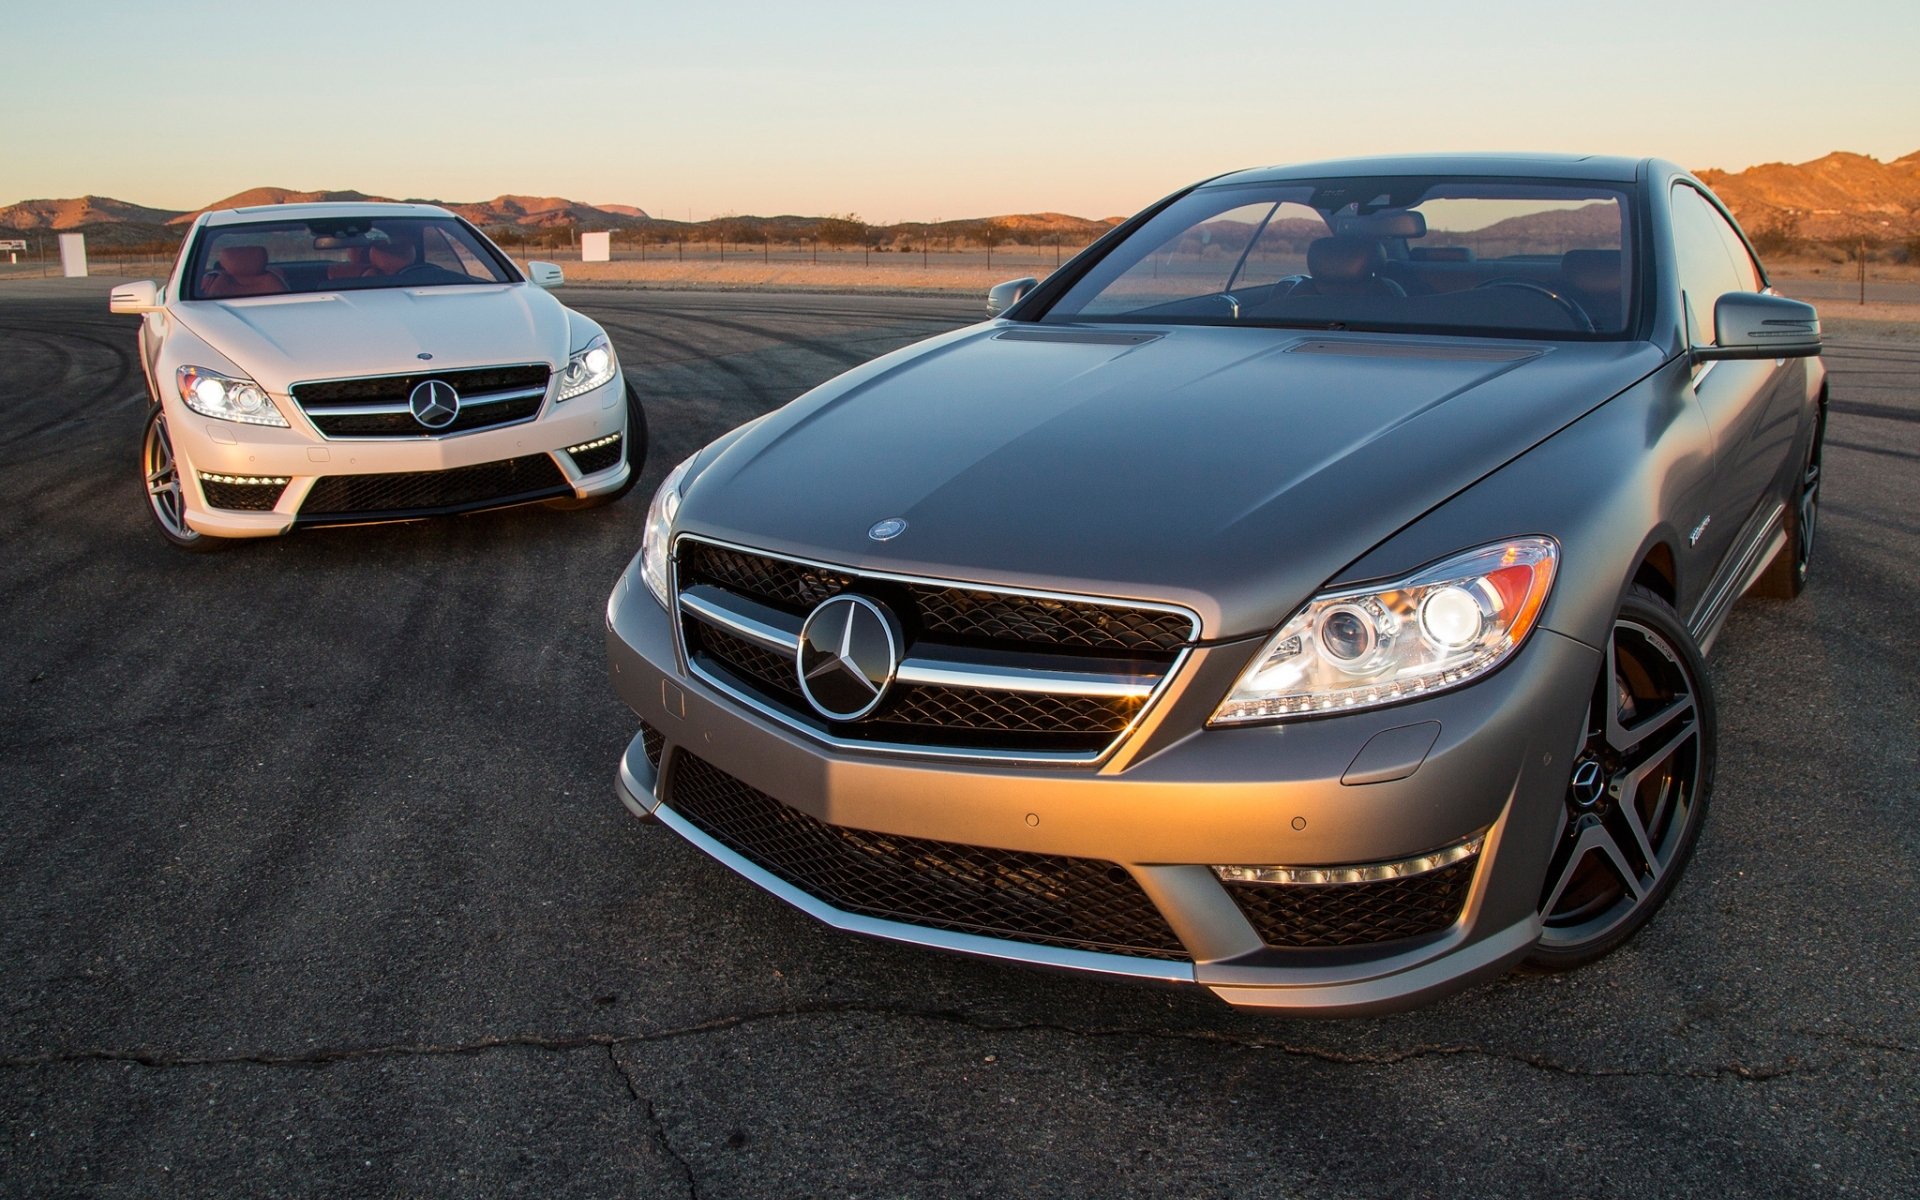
[1708, 206, 1763, 293]
[1669, 186, 1750, 346]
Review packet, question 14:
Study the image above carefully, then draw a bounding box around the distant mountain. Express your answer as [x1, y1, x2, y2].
[1696, 151, 1920, 239]
[0, 195, 185, 230]
[8, 153, 1916, 249]
[168, 188, 386, 224]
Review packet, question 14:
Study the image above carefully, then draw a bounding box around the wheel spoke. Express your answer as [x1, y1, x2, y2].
[1611, 791, 1660, 881]
[1607, 691, 1694, 760]
[1596, 822, 1649, 903]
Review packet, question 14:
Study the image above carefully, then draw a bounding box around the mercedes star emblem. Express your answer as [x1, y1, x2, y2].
[796, 594, 901, 721]
[407, 379, 461, 429]
[868, 517, 908, 542]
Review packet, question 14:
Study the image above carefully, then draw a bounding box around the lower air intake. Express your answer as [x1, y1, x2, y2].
[298, 454, 568, 521]
[666, 753, 1188, 961]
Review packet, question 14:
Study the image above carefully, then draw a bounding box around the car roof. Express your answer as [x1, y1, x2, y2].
[203, 201, 457, 226]
[1207, 153, 1647, 187]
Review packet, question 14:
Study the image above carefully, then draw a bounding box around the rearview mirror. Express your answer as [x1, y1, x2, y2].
[109, 280, 162, 314]
[527, 261, 565, 289]
[987, 277, 1038, 317]
[1694, 292, 1821, 361]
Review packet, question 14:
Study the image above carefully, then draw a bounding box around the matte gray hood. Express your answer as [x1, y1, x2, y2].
[172, 284, 570, 396]
[677, 324, 1665, 638]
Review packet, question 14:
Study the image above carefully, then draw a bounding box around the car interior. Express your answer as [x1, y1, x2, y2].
[191, 219, 508, 300]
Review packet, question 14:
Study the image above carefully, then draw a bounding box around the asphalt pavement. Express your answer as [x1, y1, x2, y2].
[1, 279, 1914, 1197]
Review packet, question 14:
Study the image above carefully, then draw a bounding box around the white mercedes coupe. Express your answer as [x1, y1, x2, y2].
[110, 202, 644, 550]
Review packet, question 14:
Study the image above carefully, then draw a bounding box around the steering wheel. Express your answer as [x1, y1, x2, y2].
[392, 262, 443, 280]
[1471, 278, 1595, 332]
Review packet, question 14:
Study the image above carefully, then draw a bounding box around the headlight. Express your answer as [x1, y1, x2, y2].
[557, 334, 617, 401]
[640, 454, 696, 607]
[1210, 537, 1558, 725]
[175, 366, 287, 427]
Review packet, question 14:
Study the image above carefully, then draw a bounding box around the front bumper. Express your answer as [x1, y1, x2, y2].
[167, 373, 629, 537]
[606, 565, 1599, 1015]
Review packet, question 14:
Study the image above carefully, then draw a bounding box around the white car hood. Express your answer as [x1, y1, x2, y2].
[171, 284, 571, 394]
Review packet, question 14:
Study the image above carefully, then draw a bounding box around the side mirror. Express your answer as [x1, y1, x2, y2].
[986, 276, 1038, 317]
[109, 280, 162, 314]
[527, 261, 565, 289]
[1694, 292, 1821, 361]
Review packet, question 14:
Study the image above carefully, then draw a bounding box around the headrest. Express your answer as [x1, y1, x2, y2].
[1307, 235, 1384, 283]
[1562, 249, 1623, 295]
[368, 239, 418, 271]
[217, 245, 270, 277]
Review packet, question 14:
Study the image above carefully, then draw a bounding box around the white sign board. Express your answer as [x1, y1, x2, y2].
[0, 239, 25, 251]
[581, 231, 611, 263]
[59, 233, 88, 277]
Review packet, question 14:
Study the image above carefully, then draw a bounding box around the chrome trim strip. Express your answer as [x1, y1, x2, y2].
[894, 654, 1157, 699]
[682, 665, 1128, 764]
[679, 585, 1161, 700]
[670, 533, 1198, 765]
[680, 587, 798, 655]
[652, 799, 1195, 984]
[298, 386, 548, 417]
[1689, 501, 1785, 653]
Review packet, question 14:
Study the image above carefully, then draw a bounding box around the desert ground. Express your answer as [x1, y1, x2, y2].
[0, 275, 1915, 1197]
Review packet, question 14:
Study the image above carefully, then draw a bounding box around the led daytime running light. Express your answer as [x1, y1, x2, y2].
[1213, 833, 1485, 886]
[200, 473, 290, 485]
[567, 432, 621, 454]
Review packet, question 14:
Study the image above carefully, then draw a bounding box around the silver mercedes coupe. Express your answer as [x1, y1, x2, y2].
[603, 154, 1824, 1014]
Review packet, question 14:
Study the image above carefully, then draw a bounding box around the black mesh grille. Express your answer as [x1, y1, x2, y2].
[687, 623, 1132, 753]
[678, 541, 1190, 657]
[568, 435, 625, 476]
[690, 624, 802, 699]
[309, 394, 543, 438]
[880, 686, 1135, 735]
[911, 586, 1193, 655]
[298, 454, 568, 520]
[639, 721, 665, 769]
[293, 365, 549, 439]
[200, 479, 287, 511]
[294, 364, 549, 406]
[667, 753, 1188, 961]
[682, 543, 852, 610]
[1224, 857, 1477, 948]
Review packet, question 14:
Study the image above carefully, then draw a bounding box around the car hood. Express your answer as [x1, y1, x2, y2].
[677, 323, 1666, 638]
[170, 284, 571, 394]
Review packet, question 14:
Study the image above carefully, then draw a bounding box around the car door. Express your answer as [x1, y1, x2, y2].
[1670, 183, 1792, 581]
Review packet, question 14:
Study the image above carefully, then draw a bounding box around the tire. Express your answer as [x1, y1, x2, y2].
[1751, 402, 1824, 599]
[546, 381, 649, 511]
[1527, 585, 1716, 970]
[141, 406, 225, 553]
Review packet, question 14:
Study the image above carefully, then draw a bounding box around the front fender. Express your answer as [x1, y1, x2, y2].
[1327, 357, 1715, 652]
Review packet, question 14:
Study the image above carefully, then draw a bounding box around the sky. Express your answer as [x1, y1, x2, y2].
[3, 0, 1916, 222]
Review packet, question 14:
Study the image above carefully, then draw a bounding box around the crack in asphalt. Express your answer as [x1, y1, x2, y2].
[608, 1044, 701, 1200]
[4, 1001, 1907, 1085]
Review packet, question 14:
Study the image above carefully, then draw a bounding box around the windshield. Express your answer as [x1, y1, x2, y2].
[1042, 177, 1635, 338]
[183, 216, 517, 300]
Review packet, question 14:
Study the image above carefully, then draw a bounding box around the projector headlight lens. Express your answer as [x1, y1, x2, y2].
[176, 366, 287, 427]
[1210, 537, 1559, 725]
[558, 334, 618, 401]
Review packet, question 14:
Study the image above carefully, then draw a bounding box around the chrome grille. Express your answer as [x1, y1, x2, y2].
[673, 535, 1196, 761]
[291, 364, 550, 439]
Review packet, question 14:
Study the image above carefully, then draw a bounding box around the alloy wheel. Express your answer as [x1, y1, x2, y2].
[143, 410, 196, 541]
[1537, 616, 1707, 953]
